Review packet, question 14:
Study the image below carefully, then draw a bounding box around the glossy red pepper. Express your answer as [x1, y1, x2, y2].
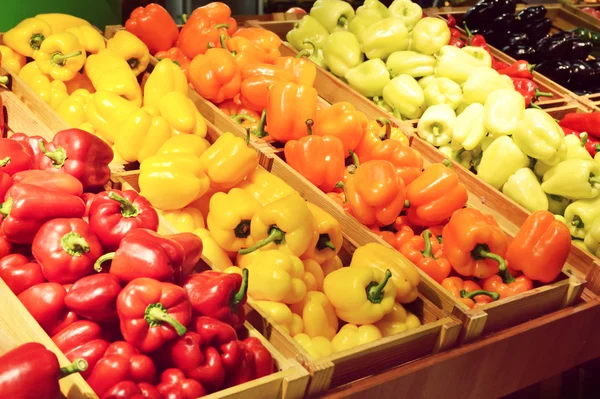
[491, 58, 510, 70]
[0, 95, 4, 137]
[0, 138, 33, 176]
[511, 77, 553, 107]
[559, 112, 600, 139]
[101, 381, 161, 399]
[0, 171, 12, 200]
[89, 189, 159, 252]
[0, 253, 45, 295]
[182, 269, 248, 328]
[0, 183, 86, 244]
[157, 368, 207, 399]
[37, 128, 114, 190]
[226, 337, 273, 387]
[0, 231, 11, 259]
[0, 342, 88, 399]
[51, 320, 109, 379]
[125, 3, 179, 54]
[9, 133, 45, 167]
[12, 170, 83, 196]
[64, 274, 122, 322]
[18, 282, 79, 335]
[497, 60, 534, 79]
[82, 193, 96, 218]
[117, 277, 192, 353]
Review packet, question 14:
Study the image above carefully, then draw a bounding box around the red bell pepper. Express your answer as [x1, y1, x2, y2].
[9, 133, 45, 167]
[38, 128, 113, 190]
[0, 171, 12, 201]
[95, 229, 202, 283]
[18, 282, 79, 335]
[117, 277, 191, 353]
[32, 218, 103, 284]
[226, 337, 273, 387]
[0, 95, 4, 137]
[399, 230, 451, 284]
[182, 269, 248, 328]
[192, 316, 244, 377]
[497, 60, 534, 79]
[101, 381, 161, 399]
[511, 78, 553, 107]
[481, 273, 533, 299]
[103, 342, 158, 383]
[157, 368, 207, 399]
[0, 253, 45, 294]
[51, 320, 109, 379]
[125, 3, 179, 54]
[82, 193, 96, 218]
[192, 1, 237, 36]
[559, 112, 600, 139]
[89, 189, 159, 252]
[0, 342, 88, 399]
[64, 274, 122, 322]
[0, 233, 11, 260]
[0, 138, 33, 176]
[1, 183, 86, 244]
[12, 170, 84, 196]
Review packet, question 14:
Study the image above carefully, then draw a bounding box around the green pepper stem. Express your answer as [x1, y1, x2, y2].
[571, 215, 584, 229]
[337, 15, 349, 29]
[366, 269, 392, 304]
[464, 24, 473, 44]
[231, 114, 257, 125]
[181, 14, 188, 23]
[0, 76, 8, 86]
[443, 159, 452, 168]
[39, 140, 66, 168]
[316, 234, 336, 251]
[534, 89, 553, 98]
[306, 118, 314, 135]
[421, 230, 434, 258]
[580, 132, 589, 147]
[530, 103, 543, 110]
[232, 268, 249, 305]
[245, 128, 251, 145]
[251, 109, 268, 138]
[215, 23, 230, 30]
[376, 117, 391, 140]
[145, 303, 187, 336]
[0, 197, 12, 219]
[348, 150, 360, 168]
[589, 173, 600, 187]
[238, 227, 285, 255]
[108, 191, 139, 218]
[302, 39, 319, 54]
[52, 51, 82, 66]
[460, 289, 500, 301]
[29, 34, 45, 50]
[472, 244, 509, 280]
[94, 252, 115, 272]
[61, 232, 90, 257]
[234, 220, 251, 238]
[59, 358, 88, 379]
[404, 200, 410, 208]
[127, 58, 140, 70]
[0, 157, 10, 167]
[296, 49, 311, 59]
[220, 33, 229, 53]
[334, 182, 348, 203]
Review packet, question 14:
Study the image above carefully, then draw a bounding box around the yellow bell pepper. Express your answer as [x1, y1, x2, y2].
[331, 324, 382, 353]
[3, 18, 52, 57]
[65, 72, 95, 94]
[199, 132, 259, 191]
[106, 30, 150, 77]
[85, 90, 140, 143]
[254, 300, 303, 336]
[321, 255, 342, 276]
[301, 202, 343, 264]
[57, 88, 91, 127]
[244, 250, 307, 304]
[158, 91, 207, 137]
[160, 207, 205, 233]
[373, 302, 421, 337]
[79, 122, 96, 134]
[350, 243, 420, 304]
[323, 266, 395, 325]
[18, 62, 69, 109]
[143, 59, 188, 110]
[193, 228, 233, 270]
[66, 25, 105, 54]
[0, 45, 26, 74]
[114, 108, 171, 162]
[237, 167, 298, 206]
[139, 153, 210, 211]
[206, 188, 262, 252]
[84, 49, 142, 106]
[35, 13, 90, 33]
[241, 194, 315, 257]
[34, 32, 86, 81]
[289, 291, 338, 340]
[293, 334, 334, 359]
[302, 259, 325, 292]
[157, 135, 211, 158]
[188, 188, 218, 225]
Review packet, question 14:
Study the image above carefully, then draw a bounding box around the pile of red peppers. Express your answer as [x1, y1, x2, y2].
[0, 128, 274, 398]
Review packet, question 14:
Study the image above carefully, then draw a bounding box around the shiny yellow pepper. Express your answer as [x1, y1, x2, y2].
[143, 59, 188, 111]
[244, 250, 307, 305]
[18, 62, 68, 109]
[157, 134, 211, 157]
[159, 91, 207, 137]
[321, 255, 342, 276]
[85, 90, 140, 143]
[193, 228, 234, 271]
[199, 132, 259, 191]
[240, 194, 315, 257]
[301, 202, 343, 264]
[293, 334, 334, 360]
[139, 153, 211, 211]
[373, 302, 421, 337]
[324, 266, 395, 325]
[35, 13, 91, 33]
[331, 324, 382, 353]
[0, 45, 26, 74]
[57, 88, 91, 127]
[236, 167, 298, 206]
[66, 25, 105, 54]
[160, 207, 205, 233]
[350, 243, 420, 304]
[84, 49, 142, 106]
[253, 300, 304, 336]
[106, 30, 150, 77]
[207, 188, 262, 252]
[302, 259, 325, 292]
[115, 108, 171, 163]
[3, 18, 52, 57]
[290, 291, 338, 340]
[65, 72, 95, 94]
[34, 32, 86, 81]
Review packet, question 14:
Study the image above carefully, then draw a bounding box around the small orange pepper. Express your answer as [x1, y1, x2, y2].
[232, 28, 281, 63]
[313, 102, 368, 154]
[155, 47, 191, 80]
[275, 56, 316, 86]
[400, 230, 451, 284]
[189, 48, 240, 104]
[442, 277, 499, 308]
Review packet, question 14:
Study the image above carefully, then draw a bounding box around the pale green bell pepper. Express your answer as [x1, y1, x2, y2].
[411, 17, 451, 55]
[513, 109, 567, 165]
[461, 46, 492, 68]
[286, 15, 330, 51]
[322, 31, 364, 78]
[418, 75, 436, 89]
[584, 216, 600, 256]
[502, 168, 548, 212]
[548, 194, 571, 216]
[434, 45, 488, 85]
[417, 104, 456, 147]
[565, 196, 600, 238]
[345, 58, 391, 98]
[452, 103, 487, 151]
[477, 136, 529, 189]
[484, 89, 525, 137]
[356, 0, 390, 19]
[386, 51, 435, 78]
[382, 74, 425, 120]
[389, 0, 423, 32]
[348, 14, 383, 47]
[462, 67, 514, 106]
[361, 17, 409, 60]
[310, 0, 355, 33]
[423, 77, 462, 110]
[542, 159, 600, 200]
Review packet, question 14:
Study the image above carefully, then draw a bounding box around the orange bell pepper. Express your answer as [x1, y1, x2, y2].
[505, 210, 571, 283]
[482, 272, 533, 299]
[355, 118, 410, 161]
[189, 2, 237, 37]
[370, 224, 414, 252]
[177, 14, 230, 59]
[155, 48, 191, 80]
[367, 140, 424, 185]
[400, 230, 450, 284]
[345, 159, 406, 227]
[232, 28, 281, 63]
[442, 277, 499, 309]
[264, 81, 318, 143]
[189, 48, 240, 104]
[327, 192, 351, 213]
[284, 120, 345, 192]
[227, 36, 268, 67]
[218, 98, 260, 132]
[125, 3, 179, 54]
[275, 56, 316, 86]
[405, 162, 468, 227]
[313, 102, 368, 154]
[442, 208, 509, 279]
[239, 64, 294, 112]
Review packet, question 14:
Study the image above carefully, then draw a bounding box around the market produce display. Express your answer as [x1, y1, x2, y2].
[581, 6, 600, 20]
